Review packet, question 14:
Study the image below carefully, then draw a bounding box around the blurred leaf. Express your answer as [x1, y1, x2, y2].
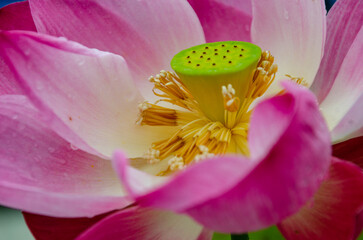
[212, 232, 231, 240]
[212, 226, 285, 240]
[358, 230, 363, 240]
[249, 226, 285, 240]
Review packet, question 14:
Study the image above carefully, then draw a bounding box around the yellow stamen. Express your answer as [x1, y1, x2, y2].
[137, 48, 278, 175]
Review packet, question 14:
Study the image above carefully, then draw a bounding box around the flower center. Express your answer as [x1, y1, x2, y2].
[137, 41, 277, 175]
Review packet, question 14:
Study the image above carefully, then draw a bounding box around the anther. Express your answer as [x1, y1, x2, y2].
[222, 84, 240, 112]
[159, 70, 166, 78]
[194, 145, 214, 163]
[168, 156, 185, 171]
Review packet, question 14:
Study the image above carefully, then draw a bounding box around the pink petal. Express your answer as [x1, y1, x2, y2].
[0, 95, 130, 217]
[76, 207, 205, 240]
[319, 28, 363, 133]
[333, 137, 363, 169]
[0, 1, 36, 95]
[114, 82, 331, 232]
[251, 0, 326, 94]
[29, 0, 205, 99]
[0, 58, 22, 95]
[331, 94, 363, 142]
[197, 229, 214, 240]
[0, 30, 174, 158]
[278, 158, 363, 240]
[23, 211, 114, 240]
[0, 1, 36, 31]
[311, 0, 363, 103]
[187, 0, 252, 42]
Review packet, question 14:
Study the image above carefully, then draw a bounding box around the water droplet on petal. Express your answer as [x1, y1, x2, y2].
[35, 81, 44, 90]
[48, 147, 55, 153]
[70, 144, 79, 151]
[284, 9, 289, 19]
[33, 156, 41, 163]
[78, 59, 85, 66]
[24, 49, 30, 56]
[56, 158, 67, 165]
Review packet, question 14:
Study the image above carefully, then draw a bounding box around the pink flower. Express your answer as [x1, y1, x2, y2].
[0, 0, 362, 240]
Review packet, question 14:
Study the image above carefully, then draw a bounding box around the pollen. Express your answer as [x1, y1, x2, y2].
[136, 42, 278, 175]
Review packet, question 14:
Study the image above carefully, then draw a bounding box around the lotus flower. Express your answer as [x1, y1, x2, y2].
[0, 0, 362, 240]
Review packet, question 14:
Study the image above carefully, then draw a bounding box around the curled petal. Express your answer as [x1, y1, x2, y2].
[0, 1, 36, 31]
[0, 95, 129, 217]
[114, 82, 331, 232]
[311, 0, 363, 103]
[23, 211, 113, 240]
[187, 0, 252, 42]
[29, 0, 205, 99]
[76, 207, 206, 240]
[333, 136, 363, 169]
[278, 158, 363, 240]
[0, 57, 22, 95]
[331, 93, 363, 143]
[0, 1, 36, 95]
[319, 28, 363, 134]
[251, 0, 326, 94]
[0, 30, 175, 158]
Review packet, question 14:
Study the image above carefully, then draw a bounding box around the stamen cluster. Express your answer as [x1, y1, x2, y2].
[137, 51, 277, 175]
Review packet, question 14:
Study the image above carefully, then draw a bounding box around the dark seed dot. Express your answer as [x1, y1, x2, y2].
[203, 52, 206, 54]
[196, 64, 200, 67]
[212, 63, 216, 66]
[221, 44, 225, 47]
[223, 56, 226, 59]
[227, 50, 230, 52]
[188, 61, 191, 63]
[229, 61, 232, 63]
[214, 53, 218, 55]
[241, 49, 244, 51]
[207, 58, 211, 60]
[187, 56, 190, 59]
[205, 47, 209, 49]
[239, 54, 243, 57]
[234, 45, 237, 48]
[192, 50, 196, 53]
[214, 49, 218, 51]
[200, 56, 203, 58]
